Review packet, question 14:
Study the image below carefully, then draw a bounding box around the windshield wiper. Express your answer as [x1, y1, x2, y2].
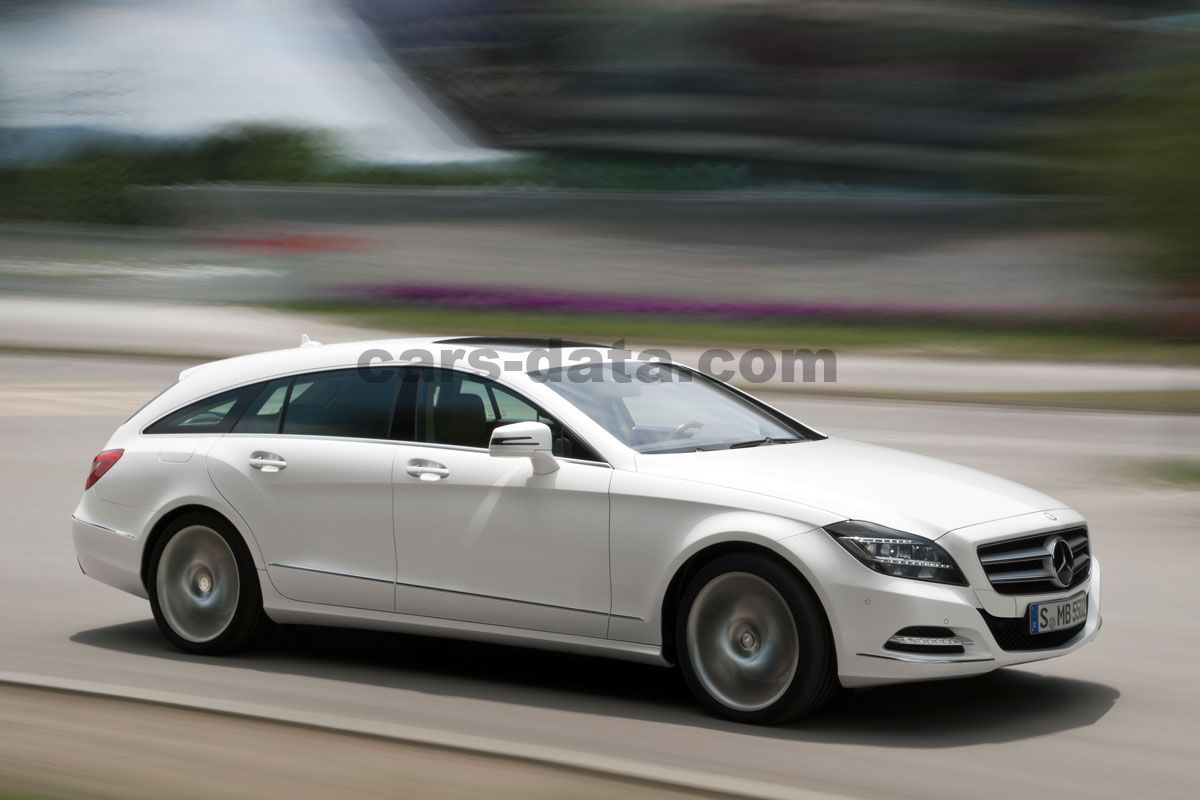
[727, 436, 801, 449]
[640, 436, 802, 454]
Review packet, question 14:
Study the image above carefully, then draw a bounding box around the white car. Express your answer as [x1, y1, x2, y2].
[73, 337, 1100, 723]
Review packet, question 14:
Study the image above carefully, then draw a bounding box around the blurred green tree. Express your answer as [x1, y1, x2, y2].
[186, 126, 333, 183]
[0, 125, 333, 224]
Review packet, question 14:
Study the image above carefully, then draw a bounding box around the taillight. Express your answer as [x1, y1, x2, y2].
[85, 449, 124, 490]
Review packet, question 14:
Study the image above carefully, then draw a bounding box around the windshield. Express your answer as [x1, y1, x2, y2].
[536, 362, 815, 454]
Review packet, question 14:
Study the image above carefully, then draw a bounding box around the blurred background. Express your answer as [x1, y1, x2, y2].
[0, 0, 1197, 359]
[1, 3, 1198, 800]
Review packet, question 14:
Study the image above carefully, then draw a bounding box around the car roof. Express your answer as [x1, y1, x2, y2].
[173, 336, 657, 393]
[122, 336, 666, 436]
[432, 336, 607, 348]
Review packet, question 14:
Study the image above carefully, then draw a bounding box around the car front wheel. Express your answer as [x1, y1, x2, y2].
[676, 553, 836, 724]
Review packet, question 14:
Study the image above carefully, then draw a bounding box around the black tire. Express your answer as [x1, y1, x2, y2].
[147, 511, 271, 654]
[675, 553, 837, 724]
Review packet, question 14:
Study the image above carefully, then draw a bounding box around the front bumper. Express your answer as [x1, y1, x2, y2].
[836, 557, 1100, 687]
[781, 520, 1102, 688]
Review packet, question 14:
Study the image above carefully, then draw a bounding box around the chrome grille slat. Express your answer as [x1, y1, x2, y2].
[988, 569, 1053, 583]
[977, 526, 1090, 596]
[978, 546, 1050, 565]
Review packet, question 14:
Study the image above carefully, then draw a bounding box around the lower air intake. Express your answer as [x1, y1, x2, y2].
[980, 609, 1085, 651]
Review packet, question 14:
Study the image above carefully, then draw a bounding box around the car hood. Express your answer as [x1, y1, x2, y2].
[633, 437, 1065, 539]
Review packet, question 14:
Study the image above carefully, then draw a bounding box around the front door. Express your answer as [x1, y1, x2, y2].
[391, 368, 612, 637]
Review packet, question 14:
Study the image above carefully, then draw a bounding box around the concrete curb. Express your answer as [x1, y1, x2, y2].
[0, 670, 846, 800]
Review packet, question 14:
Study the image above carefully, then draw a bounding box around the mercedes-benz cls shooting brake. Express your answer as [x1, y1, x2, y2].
[73, 337, 1100, 723]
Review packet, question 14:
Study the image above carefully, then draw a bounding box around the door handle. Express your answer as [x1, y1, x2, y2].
[406, 459, 449, 480]
[249, 452, 287, 472]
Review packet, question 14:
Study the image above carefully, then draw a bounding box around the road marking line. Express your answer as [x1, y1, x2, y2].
[0, 670, 850, 800]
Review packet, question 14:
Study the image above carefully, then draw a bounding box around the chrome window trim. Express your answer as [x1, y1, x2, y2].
[218, 432, 612, 468]
[140, 365, 409, 437]
[143, 363, 612, 467]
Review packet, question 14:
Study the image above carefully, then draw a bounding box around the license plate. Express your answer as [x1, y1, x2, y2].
[1030, 592, 1088, 634]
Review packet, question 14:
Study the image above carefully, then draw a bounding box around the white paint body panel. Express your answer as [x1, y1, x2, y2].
[71, 338, 1101, 686]
[391, 444, 612, 637]
[207, 435, 397, 612]
[630, 438, 1064, 540]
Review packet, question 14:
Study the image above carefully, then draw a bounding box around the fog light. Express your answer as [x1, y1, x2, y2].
[884, 626, 971, 655]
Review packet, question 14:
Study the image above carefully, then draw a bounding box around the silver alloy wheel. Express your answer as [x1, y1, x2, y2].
[156, 524, 240, 643]
[686, 571, 800, 712]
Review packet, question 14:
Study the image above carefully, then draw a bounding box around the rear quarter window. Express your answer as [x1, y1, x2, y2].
[143, 384, 262, 435]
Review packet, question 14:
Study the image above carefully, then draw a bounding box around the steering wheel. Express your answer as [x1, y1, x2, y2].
[671, 420, 706, 439]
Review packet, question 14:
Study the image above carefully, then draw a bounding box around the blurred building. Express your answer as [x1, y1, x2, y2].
[347, 0, 1198, 185]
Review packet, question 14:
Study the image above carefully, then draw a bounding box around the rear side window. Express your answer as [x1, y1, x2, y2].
[232, 378, 291, 434]
[144, 384, 261, 435]
[281, 368, 401, 440]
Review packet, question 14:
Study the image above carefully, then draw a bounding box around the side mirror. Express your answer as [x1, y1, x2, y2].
[488, 421, 558, 475]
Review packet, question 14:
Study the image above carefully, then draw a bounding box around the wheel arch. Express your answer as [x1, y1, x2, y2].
[659, 539, 831, 665]
[139, 504, 252, 591]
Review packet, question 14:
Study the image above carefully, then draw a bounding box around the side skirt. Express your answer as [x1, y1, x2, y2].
[259, 571, 668, 666]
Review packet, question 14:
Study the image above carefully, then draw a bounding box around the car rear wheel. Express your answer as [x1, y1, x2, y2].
[148, 512, 269, 654]
[676, 553, 836, 724]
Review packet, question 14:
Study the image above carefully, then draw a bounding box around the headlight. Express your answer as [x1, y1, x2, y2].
[825, 520, 967, 586]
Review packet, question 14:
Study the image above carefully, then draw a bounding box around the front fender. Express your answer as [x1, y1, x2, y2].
[608, 473, 826, 645]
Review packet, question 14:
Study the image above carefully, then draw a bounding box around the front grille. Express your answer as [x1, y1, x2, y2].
[976, 526, 1090, 595]
[980, 608, 1085, 651]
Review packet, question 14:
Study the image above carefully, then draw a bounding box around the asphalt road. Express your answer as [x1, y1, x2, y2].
[1, 353, 1197, 799]
[0, 685, 714, 800]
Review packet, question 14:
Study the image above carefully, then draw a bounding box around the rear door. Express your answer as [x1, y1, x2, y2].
[207, 367, 403, 612]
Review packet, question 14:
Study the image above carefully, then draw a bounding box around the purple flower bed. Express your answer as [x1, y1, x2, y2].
[342, 283, 1141, 329]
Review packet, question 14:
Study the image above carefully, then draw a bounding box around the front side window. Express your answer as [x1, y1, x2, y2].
[280, 368, 401, 440]
[537, 362, 817, 454]
[144, 384, 261, 435]
[414, 369, 601, 461]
